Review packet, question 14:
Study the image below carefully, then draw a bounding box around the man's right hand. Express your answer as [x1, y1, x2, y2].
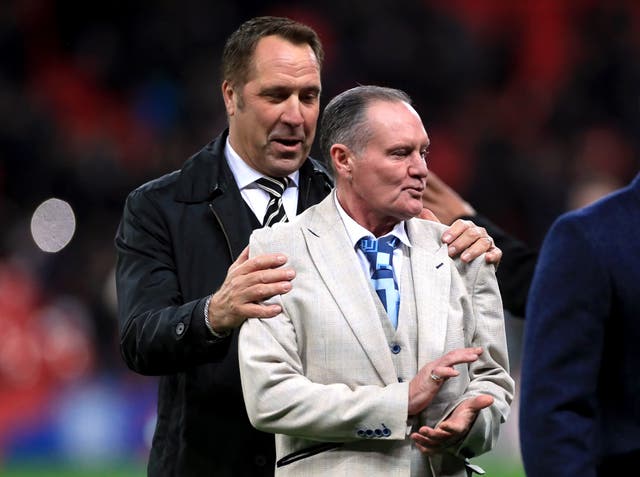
[407, 347, 483, 416]
[208, 246, 295, 333]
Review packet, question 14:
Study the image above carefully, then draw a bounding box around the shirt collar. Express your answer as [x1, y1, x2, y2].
[334, 193, 412, 249]
[224, 138, 299, 189]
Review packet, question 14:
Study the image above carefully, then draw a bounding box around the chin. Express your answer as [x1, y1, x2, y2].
[269, 158, 306, 177]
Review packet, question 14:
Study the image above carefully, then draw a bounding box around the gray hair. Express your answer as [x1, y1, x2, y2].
[320, 85, 412, 170]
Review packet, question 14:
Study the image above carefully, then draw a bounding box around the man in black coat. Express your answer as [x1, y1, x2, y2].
[115, 16, 501, 476]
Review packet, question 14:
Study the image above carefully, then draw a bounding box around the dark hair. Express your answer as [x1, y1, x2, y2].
[320, 85, 412, 169]
[222, 16, 324, 88]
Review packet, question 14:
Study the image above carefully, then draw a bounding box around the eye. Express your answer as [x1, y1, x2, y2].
[420, 149, 430, 160]
[261, 89, 289, 103]
[300, 90, 320, 104]
[266, 92, 287, 103]
[391, 149, 409, 157]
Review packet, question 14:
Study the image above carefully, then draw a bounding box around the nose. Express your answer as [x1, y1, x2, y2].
[280, 96, 304, 127]
[408, 152, 428, 178]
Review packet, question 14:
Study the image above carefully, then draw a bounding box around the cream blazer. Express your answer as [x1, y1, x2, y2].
[239, 192, 514, 476]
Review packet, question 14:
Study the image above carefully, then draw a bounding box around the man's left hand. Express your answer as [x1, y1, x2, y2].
[410, 394, 494, 455]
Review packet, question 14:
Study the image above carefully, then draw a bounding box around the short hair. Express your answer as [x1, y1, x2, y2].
[320, 85, 412, 169]
[222, 16, 324, 88]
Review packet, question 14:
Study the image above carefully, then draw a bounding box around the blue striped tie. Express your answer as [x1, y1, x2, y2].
[358, 235, 400, 328]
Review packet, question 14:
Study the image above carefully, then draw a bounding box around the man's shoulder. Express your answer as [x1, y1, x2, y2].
[127, 169, 181, 205]
[127, 134, 227, 205]
[407, 217, 449, 244]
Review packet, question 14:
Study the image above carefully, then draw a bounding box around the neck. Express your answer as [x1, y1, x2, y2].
[336, 190, 399, 237]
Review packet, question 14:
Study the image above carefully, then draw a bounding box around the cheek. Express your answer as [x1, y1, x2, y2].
[304, 108, 320, 130]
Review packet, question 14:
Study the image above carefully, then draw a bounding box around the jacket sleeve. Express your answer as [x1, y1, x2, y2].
[462, 213, 538, 318]
[520, 215, 606, 477]
[238, 231, 410, 443]
[115, 187, 230, 376]
[446, 257, 514, 460]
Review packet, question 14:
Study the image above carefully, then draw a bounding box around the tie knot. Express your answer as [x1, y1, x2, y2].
[255, 176, 288, 198]
[358, 235, 398, 270]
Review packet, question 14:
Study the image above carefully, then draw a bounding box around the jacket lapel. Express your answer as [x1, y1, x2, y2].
[406, 219, 451, 367]
[301, 194, 398, 385]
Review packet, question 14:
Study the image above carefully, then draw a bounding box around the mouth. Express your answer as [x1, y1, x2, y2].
[405, 185, 425, 197]
[271, 137, 304, 148]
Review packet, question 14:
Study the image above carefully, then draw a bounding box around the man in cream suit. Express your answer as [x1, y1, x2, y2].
[239, 86, 514, 476]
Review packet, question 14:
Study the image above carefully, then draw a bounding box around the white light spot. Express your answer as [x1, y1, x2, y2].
[30, 198, 76, 253]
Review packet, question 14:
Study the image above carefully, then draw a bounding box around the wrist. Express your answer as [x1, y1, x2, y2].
[204, 295, 231, 339]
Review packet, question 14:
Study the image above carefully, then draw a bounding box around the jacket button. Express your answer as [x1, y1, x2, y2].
[390, 344, 401, 354]
[175, 322, 185, 336]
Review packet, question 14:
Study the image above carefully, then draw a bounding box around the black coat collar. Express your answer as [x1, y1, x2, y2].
[173, 130, 333, 204]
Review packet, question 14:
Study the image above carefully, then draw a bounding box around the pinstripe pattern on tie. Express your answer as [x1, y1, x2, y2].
[358, 235, 400, 328]
[255, 176, 289, 226]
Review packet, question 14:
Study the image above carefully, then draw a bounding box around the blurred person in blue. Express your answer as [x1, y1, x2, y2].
[520, 172, 640, 476]
[115, 16, 499, 477]
[239, 85, 514, 476]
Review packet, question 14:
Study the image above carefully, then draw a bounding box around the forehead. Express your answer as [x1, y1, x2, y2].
[365, 100, 429, 145]
[248, 35, 321, 84]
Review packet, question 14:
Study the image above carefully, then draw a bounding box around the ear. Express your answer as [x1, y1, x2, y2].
[330, 144, 353, 179]
[222, 80, 236, 116]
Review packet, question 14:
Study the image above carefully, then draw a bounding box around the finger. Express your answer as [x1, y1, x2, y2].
[459, 235, 494, 263]
[228, 246, 250, 273]
[484, 245, 503, 265]
[237, 252, 289, 275]
[241, 267, 296, 287]
[242, 280, 294, 304]
[466, 394, 494, 412]
[418, 208, 440, 223]
[416, 425, 455, 442]
[445, 224, 490, 261]
[411, 430, 452, 453]
[440, 347, 483, 367]
[428, 366, 460, 383]
[441, 218, 473, 245]
[237, 302, 283, 319]
[411, 436, 439, 455]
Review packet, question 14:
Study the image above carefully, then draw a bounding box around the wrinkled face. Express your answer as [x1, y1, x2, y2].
[338, 100, 429, 234]
[223, 35, 321, 177]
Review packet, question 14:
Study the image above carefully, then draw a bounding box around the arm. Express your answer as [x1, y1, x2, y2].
[412, 258, 514, 458]
[115, 188, 293, 375]
[239, 307, 410, 442]
[239, 281, 488, 443]
[520, 216, 606, 477]
[115, 189, 220, 375]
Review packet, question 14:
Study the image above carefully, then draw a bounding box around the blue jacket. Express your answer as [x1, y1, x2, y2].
[520, 173, 640, 476]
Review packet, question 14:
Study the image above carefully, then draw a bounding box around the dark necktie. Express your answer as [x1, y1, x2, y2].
[358, 235, 400, 328]
[255, 176, 289, 226]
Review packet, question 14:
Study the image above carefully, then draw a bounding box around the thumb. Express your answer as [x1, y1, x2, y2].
[419, 208, 441, 223]
[467, 394, 494, 412]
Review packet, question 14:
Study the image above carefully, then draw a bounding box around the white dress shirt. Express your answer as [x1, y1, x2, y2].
[334, 194, 412, 289]
[224, 138, 300, 222]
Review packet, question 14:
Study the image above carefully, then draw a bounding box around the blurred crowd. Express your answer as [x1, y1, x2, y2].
[1, 0, 639, 466]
